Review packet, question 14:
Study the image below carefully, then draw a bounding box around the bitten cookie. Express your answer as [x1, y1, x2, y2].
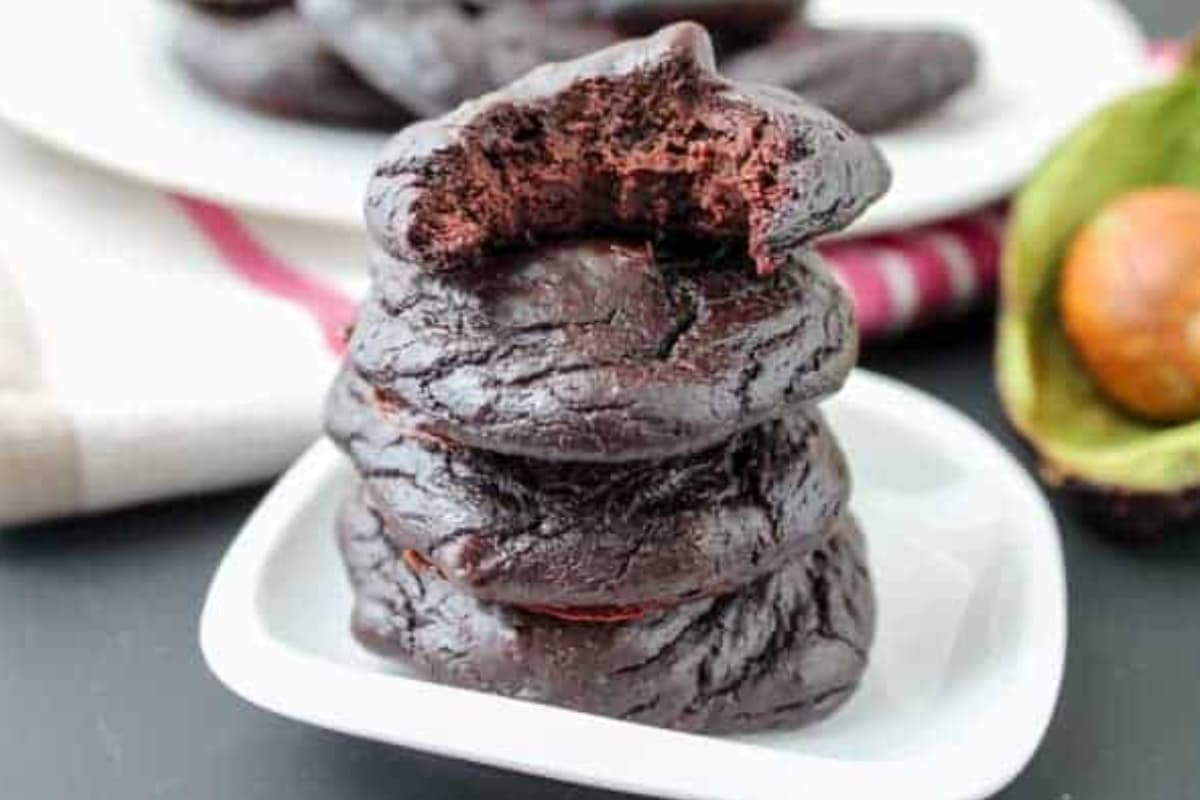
[339, 489, 875, 734]
[328, 367, 850, 608]
[348, 238, 856, 461]
[366, 22, 891, 277]
[173, 5, 410, 127]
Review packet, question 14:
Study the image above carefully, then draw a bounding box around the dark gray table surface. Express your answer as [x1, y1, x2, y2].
[3, 2, 1199, 798]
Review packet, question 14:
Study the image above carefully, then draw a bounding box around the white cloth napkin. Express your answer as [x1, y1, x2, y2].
[0, 127, 366, 526]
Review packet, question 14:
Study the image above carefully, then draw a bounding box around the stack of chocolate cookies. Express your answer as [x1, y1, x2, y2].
[173, 0, 977, 134]
[328, 24, 892, 733]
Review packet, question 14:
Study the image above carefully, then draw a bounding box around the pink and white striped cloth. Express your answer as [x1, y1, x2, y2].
[0, 44, 1184, 526]
[821, 207, 1006, 338]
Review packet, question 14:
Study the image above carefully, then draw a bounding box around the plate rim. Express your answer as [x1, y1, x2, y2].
[199, 370, 1066, 800]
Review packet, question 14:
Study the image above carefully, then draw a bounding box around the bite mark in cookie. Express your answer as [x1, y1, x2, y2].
[367, 23, 890, 276]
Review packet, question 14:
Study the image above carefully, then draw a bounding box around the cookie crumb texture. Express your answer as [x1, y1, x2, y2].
[339, 491, 875, 734]
[367, 24, 890, 276]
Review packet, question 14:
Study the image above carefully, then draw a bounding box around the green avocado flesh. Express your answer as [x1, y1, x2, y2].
[997, 70, 1200, 493]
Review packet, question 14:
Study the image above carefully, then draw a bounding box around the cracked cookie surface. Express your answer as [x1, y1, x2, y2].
[347, 238, 856, 461]
[338, 488, 875, 734]
[327, 367, 849, 607]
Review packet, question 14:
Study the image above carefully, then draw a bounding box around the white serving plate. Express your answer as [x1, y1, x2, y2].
[200, 370, 1066, 800]
[0, 0, 1146, 235]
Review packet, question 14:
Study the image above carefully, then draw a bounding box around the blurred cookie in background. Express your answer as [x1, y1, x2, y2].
[540, 0, 802, 53]
[298, 0, 615, 118]
[173, 2, 411, 127]
[182, 0, 290, 12]
[725, 26, 979, 134]
[170, 0, 979, 136]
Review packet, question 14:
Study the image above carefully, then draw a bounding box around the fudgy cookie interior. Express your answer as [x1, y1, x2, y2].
[402, 51, 791, 274]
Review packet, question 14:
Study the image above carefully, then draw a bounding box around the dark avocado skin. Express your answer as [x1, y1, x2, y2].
[1001, 358, 1200, 541]
[1057, 479, 1200, 541]
[1002, 358, 1200, 540]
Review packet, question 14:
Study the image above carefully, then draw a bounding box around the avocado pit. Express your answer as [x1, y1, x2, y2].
[1060, 187, 1200, 423]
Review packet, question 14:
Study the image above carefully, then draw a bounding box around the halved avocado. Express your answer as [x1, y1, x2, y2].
[997, 48, 1200, 537]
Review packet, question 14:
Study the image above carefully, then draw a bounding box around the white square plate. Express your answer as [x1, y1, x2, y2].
[201, 370, 1065, 800]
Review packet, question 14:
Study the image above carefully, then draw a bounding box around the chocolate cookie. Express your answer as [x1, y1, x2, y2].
[339, 490, 875, 734]
[327, 366, 850, 607]
[181, 0, 289, 13]
[173, 5, 410, 128]
[725, 27, 979, 134]
[366, 22, 891, 277]
[298, 0, 615, 119]
[542, 0, 800, 52]
[348, 238, 856, 461]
